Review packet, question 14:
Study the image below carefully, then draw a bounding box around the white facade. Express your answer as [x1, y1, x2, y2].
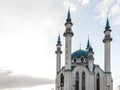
[55, 10, 113, 90]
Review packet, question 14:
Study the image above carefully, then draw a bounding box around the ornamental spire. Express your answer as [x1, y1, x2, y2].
[105, 17, 110, 29]
[66, 6, 71, 22]
[57, 34, 61, 44]
[87, 38, 90, 49]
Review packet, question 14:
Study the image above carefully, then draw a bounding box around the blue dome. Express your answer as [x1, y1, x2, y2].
[72, 49, 88, 59]
[88, 47, 93, 52]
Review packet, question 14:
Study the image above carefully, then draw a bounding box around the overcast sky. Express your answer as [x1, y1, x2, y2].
[0, 0, 120, 90]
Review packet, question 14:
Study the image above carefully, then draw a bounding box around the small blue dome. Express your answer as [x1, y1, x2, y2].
[72, 49, 88, 59]
[88, 47, 93, 52]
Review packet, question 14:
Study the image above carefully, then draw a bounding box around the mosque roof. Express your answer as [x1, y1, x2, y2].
[71, 49, 88, 59]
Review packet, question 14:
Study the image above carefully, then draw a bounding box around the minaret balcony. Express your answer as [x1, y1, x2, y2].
[63, 31, 74, 37]
[104, 29, 111, 33]
[103, 37, 112, 43]
[55, 49, 62, 54]
[65, 21, 73, 26]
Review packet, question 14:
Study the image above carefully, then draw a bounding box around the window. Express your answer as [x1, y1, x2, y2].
[74, 58, 76, 63]
[96, 73, 100, 90]
[82, 71, 85, 90]
[75, 72, 79, 90]
[80, 57, 85, 63]
[60, 74, 64, 86]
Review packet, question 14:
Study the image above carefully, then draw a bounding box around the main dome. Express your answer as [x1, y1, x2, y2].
[71, 49, 88, 59]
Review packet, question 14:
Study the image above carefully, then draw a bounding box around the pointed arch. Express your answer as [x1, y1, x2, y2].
[80, 56, 84, 63]
[82, 71, 85, 90]
[74, 57, 77, 63]
[75, 72, 79, 90]
[60, 73, 64, 86]
[96, 73, 100, 90]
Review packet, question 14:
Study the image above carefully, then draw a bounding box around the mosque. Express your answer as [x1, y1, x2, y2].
[55, 9, 113, 90]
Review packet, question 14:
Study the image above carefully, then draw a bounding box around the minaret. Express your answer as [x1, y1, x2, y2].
[103, 17, 112, 90]
[63, 8, 74, 70]
[55, 34, 62, 74]
[118, 85, 120, 90]
[103, 17, 112, 73]
[55, 34, 62, 90]
[63, 8, 73, 90]
[87, 39, 94, 72]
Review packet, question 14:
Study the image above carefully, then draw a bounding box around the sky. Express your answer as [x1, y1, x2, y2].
[0, 0, 120, 90]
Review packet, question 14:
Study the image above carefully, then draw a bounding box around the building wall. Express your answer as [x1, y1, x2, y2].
[72, 66, 90, 90]
[57, 65, 108, 90]
[94, 66, 105, 90]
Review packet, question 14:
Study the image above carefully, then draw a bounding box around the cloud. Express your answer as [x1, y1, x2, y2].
[78, 0, 90, 6]
[0, 69, 12, 76]
[71, 0, 120, 27]
[63, 0, 90, 10]
[94, 0, 120, 26]
[63, 0, 77, 11]
[0, 69, 54, 89]
[0, 0, 62, 81]
[0, 0, 63, 37]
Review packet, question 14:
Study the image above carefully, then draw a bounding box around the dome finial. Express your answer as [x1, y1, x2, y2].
[105, 12, 110, 29]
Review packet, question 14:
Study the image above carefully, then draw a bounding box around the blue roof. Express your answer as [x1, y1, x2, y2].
[88, 46, 93, 52]
[72, 49, 88, 59]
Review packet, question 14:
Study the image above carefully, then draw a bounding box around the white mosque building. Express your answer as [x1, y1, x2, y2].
[55, 9, 113, 90]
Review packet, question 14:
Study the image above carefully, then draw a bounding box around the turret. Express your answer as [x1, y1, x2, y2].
[118, 85, 120, 90]
[87, 39, 94, 72]
[103, 17, 112, 90]
[103, 17, 112, 73]
[63, 8, 73, 90]
[86, 38, 90, 51]
[55, 34, 62, 74]
[63, 8, 74, 70]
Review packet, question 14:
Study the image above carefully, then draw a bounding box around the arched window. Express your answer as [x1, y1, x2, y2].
[60, 74, 64, 86]
[96, 73, 100, 90]
[82, 71, 85, 90]
[74, 58, 76, 63]
[80, 56, 86, 63]
[75, 72, 79, 90]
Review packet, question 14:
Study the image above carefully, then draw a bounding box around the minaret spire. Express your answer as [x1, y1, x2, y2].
[57, 34, 61, 45]
[105, 17, 110, 29]
[66, 7, 71, 22]
[87, 38, 90, 48]
[86, 38, 90, 51]
[65, 6, 73, 26]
